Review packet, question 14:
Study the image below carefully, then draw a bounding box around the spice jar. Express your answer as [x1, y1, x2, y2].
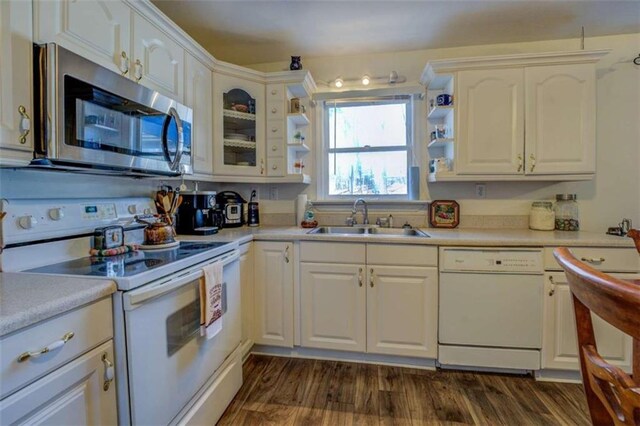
[554, 194, 580, 231]
[529, 201, 555, 231]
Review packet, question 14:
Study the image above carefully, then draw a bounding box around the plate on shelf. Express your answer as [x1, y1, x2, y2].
[224, 133, 250, 141]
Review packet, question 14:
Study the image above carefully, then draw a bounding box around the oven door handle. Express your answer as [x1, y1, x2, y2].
[124, 250, 239, 309]
[162, 106, 184, 173]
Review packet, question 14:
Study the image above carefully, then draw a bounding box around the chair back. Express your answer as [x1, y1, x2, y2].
[629, 229, 640, 254]
[554, 247, 640, 426]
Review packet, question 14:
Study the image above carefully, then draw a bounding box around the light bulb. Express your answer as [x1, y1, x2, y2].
[361, 75, 370, 86]
[334, 78, 344, 88]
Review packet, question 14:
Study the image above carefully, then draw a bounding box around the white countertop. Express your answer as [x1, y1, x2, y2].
[178, 226, 635, 248]
[0, 273, 116, 337]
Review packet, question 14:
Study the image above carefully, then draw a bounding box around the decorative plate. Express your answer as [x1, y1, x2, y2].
[429, 200, 460, 228]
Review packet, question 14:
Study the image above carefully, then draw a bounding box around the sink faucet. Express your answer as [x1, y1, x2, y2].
[352, 198, 369, 225]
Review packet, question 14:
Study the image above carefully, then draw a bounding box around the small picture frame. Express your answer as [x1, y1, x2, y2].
[429, 200, 460, 228]
[290, 98, 301, 113]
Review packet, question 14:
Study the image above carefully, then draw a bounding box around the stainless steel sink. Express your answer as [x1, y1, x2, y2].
[307, 227, 429, 237]
[367, 228, 430, 237]
[307, 227, 366, 234]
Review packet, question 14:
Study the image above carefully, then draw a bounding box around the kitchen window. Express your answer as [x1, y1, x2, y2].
[320, 96, 414, 199]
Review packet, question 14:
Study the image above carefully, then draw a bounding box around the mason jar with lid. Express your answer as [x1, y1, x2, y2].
[554, 194, 580, 231]
[529, 201, 555, 231]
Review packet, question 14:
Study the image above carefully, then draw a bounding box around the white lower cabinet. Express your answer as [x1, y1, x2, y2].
[253, 241, 294, 347]
[298, 243, 438, 358]
[367, 266, 438, 358]
[0, 340, 117, 425]
[239, 242, 254, 354]
[300, 263, 366, 351]
[542, 272, 634, 371]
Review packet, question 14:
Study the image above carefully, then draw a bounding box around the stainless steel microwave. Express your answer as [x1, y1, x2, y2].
[32, 43, 193, 176]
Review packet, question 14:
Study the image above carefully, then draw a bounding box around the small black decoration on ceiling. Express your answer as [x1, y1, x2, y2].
[290, 56, 302, 71]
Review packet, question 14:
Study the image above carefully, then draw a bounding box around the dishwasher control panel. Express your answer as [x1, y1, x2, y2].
[440, 248, 543, 273]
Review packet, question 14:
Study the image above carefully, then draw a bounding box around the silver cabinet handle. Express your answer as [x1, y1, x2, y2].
[17, 332, 74, 362]
[271, 89, 277, 95]
[120, 51, 129, 75]
[18, 105, 31, 145]
[271, 127, 278, 133]
[369, 268, 374, 288]
[260, 158, 265, 175]
[581, 257, 605, 264]
[358, 268, 363, 287]
[529, 154, 536, 172]
[271, 107, 277, 114]
[284, 245, 290, 263]
[271, 145, 278, 151]
[517, 154, 523, 172]
[548, 275, 556, 296]
[102, 353, 115, 391]
[134, 59, 143, 82]
[272, 164, 278, 170]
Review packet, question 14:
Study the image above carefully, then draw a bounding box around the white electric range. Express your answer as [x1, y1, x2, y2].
[0, 198, 243, 425]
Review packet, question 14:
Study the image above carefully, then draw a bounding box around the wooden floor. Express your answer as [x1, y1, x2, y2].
[218, 355, 590, 425]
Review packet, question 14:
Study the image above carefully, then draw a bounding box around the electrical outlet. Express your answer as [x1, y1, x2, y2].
[475, 183, 486, 198]
[249, 187, 259, 200]
[269, 186, 279, 200]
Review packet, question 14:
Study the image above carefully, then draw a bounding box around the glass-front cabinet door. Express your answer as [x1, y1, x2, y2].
[213, 72, 265, 176]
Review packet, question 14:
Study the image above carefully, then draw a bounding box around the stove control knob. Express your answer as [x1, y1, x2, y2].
[48, 208, 64, 221]
[128, 205, 137, 214]
[18, 215, 38, 229]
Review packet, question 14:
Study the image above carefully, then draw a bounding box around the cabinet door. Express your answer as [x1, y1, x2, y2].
[456, 68, 525, 174]
[300, 263, 366, 352]
[185, 53, 213, 175]
[34, 0, 132, 76]
[239, 243, 254, 353]
[0, 0, 33, 165]
[367, 266, 438, 358]
[0, 341, 117, 425]
[132, 13, 184, 102]
[253, 241, 293, 347]
[525, 64, 596, 175]
[212, 72, 266, 176]
[542, 272, 633, 371]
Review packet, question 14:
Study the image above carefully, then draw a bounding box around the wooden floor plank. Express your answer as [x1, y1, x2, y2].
[217, 355, 590, 426]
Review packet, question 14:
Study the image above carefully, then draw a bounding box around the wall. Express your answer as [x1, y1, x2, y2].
[1, 33, 637, 233]
[247, 33, 640, 232]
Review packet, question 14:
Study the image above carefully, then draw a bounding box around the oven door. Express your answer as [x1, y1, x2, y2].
[122, 250, 240, 425]
[36, 43, 193, 175]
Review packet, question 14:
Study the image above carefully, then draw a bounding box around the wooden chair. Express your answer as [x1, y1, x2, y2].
[628, 229, 640, 254]
[554, 247, 640, 425]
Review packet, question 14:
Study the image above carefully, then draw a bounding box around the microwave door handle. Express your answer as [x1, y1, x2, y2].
[162, 107, 184, 172]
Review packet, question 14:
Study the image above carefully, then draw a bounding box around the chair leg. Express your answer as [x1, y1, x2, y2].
[573, 294, 614, 426]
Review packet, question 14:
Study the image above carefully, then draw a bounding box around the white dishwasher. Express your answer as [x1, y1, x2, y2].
[438, 247, 544, 371]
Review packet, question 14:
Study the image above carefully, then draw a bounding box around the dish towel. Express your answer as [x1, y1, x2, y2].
[200, 261, 224, 340]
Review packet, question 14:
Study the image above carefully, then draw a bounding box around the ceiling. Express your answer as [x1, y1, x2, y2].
[152, 0, 640, 66]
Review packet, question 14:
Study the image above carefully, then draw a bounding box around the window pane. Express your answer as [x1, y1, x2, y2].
[328, 103, 407, 149]
[328, 151, 407, 195]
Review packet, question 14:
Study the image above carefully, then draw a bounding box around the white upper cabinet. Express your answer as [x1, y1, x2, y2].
[34, 1, 185, 102]
[185, 53, 213, 175]
[422, 50, 608, 182]
[132, 13, 184, 102]
[0, 0, 33, 165]
[525, 64, 596, 175]
[34, 0, 132, 76]
[212, 72, 266, 177]
[456, 69, 525, 175]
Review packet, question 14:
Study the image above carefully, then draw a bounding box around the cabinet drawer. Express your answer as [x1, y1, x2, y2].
[267, 120, 285, 138]
[544, 247, 640, 272]
[266, 84, 284, 100]
[301, 242, 365, 264]
[267, 101, 284, 119]
[1, 297, 113, 399]
[267, 138, 284, 156]
[367, 244, 437, 267]
[266, 157, 284, 176]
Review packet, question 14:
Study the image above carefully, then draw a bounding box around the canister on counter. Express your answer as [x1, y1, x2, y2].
[554, 194, 580, 231]
[529, 201, 555, 231]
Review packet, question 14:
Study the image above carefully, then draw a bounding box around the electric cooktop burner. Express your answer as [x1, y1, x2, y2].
[26, 241, 230, 278]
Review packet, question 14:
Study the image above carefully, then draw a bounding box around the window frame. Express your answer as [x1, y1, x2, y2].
[318, 96, 414, 200]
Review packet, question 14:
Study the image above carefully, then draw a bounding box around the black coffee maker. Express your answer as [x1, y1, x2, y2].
[176, 191, 223, 235]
